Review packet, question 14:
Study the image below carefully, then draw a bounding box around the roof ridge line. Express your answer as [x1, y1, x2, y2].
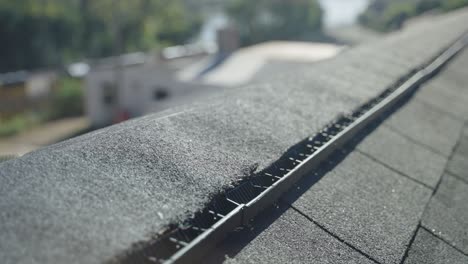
[113, 32, 468, 264]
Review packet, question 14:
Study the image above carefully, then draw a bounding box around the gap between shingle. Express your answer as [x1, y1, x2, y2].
[287, 204, 382, 264]
[445, 170, 468, 186]
[383, 124, 447, 157]
[399, 121, 468, 263]
[420, 225, 468, 257]
[414, 97, 466, 123]
[355, 149, 434, 190]
[399, 224, 421, 264]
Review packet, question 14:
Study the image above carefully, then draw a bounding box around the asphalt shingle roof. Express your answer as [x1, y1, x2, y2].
[356, 125, 446, 188]
[447, 128, 468, 181]
[422, 175, 468, 255]
[416, 77, 468, 121]
[207, 203, 374, 264]
[405, 228, 468, 264]
[1, 8, 468, 264]
[383, 99, 462, 157]
[286, 151, 432, 264]
[211, 37, 468, 264]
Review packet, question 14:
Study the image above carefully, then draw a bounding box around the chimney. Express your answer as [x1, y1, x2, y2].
[216, 26, 240, 54]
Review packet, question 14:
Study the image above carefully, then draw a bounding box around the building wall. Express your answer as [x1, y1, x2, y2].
[85, 62, 199, 127]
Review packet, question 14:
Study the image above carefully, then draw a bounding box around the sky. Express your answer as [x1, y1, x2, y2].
[318, 0, 370, 28]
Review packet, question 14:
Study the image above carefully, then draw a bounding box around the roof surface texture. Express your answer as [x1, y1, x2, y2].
[208, 47, 468, 263]
[1, 9, 468, 264]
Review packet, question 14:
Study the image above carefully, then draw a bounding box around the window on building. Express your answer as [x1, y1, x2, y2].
[102, 81, 116, 105]
[153, 86, 169, 101]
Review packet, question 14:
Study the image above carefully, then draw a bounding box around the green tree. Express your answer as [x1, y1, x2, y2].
[51, 77, 84, 119]
[0, 0, 79, 71]
[359, 0, 468, 32]
[441, 0, 468, 11]
[227, 0, 322, 46]
[0, 0, 201, 72]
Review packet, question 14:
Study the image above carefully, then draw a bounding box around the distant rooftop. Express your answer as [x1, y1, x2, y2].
[0, 70, 29, 86]
[180, 41, 343, 86]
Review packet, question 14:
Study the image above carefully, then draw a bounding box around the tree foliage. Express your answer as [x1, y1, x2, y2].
[441, 0, 468, 10]
[359, 0, 468, 32]
[227, 0, 322, 46]
[0, 0, 201, 72]
[51, 77, 83, 119]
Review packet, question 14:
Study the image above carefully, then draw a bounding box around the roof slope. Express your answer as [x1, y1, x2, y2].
[208, 40, 468, 264]
[1, 8, 468, 264]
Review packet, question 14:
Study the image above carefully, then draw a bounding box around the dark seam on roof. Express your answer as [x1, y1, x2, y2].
[429, 121, 466, 198]
[274, 81, 451, 262]
[279, 104, 430, 264]
[413, 97, 466, 122]
[289, 205, 381, 264]
[382, 124, 447, 157]
[445, 123, 468, 187]
[445, 171, 468, 186]
[355, 149, 433, 190]
[420, 225, 468, 257]
[399, 120, 468, 263]
[399, 224, 421, 264]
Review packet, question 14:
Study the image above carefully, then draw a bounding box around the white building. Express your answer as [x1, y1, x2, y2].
[85, 50, 217, 127]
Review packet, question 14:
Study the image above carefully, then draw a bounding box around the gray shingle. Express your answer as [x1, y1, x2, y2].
[422, 175, 468, 254]
[416, 78, 468, 122]
[357, 125, 446, 188]
[206, 203, 374, 264]
[446, 128, 468, 182]
[404, 228, 468, 264]
[383, 99, 463, 156]
[414, 48, 468, 121]
[454, 132, 468, 157]
[447, 155, 468, 182]
[285, 152, 432, 264]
